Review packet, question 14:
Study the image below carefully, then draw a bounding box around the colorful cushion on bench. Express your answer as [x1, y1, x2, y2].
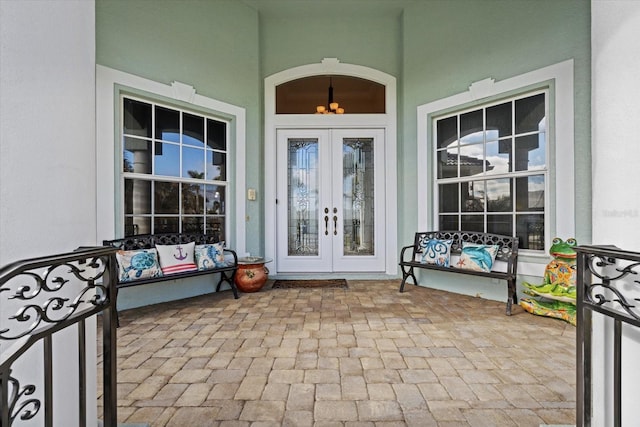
[116, 248, 163, 282]
[155, 242, 198, 275]
[419, 238, 453, 267]
[457, 242, 499, 272]
[195, 242, 227, 270]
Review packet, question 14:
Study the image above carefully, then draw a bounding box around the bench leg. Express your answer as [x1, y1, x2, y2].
[217, 270, 239, 299]
[505, 278, 517, 316]
[399, 265, 418, 292]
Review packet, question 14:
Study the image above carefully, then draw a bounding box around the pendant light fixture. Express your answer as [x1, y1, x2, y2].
[315, 76, 345, 114]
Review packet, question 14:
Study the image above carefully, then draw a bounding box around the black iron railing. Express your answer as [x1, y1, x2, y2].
[576, 245, 640, 427]
[0, 247, 118, 427]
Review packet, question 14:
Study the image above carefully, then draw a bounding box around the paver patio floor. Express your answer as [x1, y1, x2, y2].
[100, 280, 576, 426]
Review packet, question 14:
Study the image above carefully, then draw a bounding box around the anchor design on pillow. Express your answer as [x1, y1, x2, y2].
[173, 245, 188, 260]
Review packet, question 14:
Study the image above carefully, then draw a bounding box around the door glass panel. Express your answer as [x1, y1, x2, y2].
[287, 139, 319, 255]
[342, 138, 374, 256]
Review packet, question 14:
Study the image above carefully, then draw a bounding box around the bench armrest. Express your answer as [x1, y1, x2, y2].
[223, 248, 238, 266]
[399, 245, 416, 263]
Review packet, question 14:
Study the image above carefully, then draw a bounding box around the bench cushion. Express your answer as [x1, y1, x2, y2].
[419, 238, 452, 267]
[195, 242, 227, 270]
[116, 248, 163, 282]
[156, 242, 198, 275]
[456, 242, 499, 272]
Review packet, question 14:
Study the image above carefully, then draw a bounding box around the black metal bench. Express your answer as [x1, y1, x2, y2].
[103, 233, 239, 315]
[399, 231, 519, 315]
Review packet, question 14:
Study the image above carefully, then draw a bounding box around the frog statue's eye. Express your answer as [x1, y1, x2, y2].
[552, 237, 561, 245]
[567, 238, 577, 246]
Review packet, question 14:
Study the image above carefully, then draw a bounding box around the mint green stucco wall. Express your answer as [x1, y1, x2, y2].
[257, 5, 402, 79]
[96, 0, 590, 308]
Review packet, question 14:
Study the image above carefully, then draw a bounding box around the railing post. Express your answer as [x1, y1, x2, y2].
[102, 253, 118, 427]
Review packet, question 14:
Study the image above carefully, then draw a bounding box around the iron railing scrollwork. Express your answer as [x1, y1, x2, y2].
[576, 244, 640, 427]
[0, 246, 118, 427]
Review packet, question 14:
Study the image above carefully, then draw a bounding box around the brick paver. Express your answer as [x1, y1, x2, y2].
[102, 280, 576, 426]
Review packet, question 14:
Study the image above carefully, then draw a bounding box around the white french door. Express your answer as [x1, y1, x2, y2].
[276, 128, 386, 273]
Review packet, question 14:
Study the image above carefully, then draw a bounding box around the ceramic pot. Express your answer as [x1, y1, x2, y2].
[235, 261, 269, 292]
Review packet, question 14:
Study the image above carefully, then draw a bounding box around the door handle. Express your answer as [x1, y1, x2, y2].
[324, 208, 329, 235]
[333, 215, 338, 235]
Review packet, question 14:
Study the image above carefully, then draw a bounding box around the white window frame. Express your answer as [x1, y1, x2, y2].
[433, 89, 549, 250]
[417, 60, 574, 274]
[96, 65, 246, 255]
[120, 95, 230, 237]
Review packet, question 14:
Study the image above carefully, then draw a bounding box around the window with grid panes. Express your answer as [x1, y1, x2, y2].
[435, 91, 547, 251]
[121, 97, 228, 239]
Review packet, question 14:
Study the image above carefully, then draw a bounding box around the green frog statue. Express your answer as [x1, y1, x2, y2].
[520, 237, 577, 325]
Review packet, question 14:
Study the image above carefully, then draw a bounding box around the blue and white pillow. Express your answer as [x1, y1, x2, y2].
[456, 242, 499, 272]
[115, 248, 163, 282]
[195, 242, 227, 270]
[419, 238, 453, 267]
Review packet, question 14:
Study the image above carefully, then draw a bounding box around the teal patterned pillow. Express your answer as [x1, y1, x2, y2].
[195, 242, 227, 270]
[115, 248, 163, 282]
[419, 239, 453, 267]
[456, 242, 499, 272]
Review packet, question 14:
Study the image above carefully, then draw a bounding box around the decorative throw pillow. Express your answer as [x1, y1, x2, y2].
[419, 238, 453, 267]
[155, 241, 198, 275]
[456, 242, 499, 272]
[115, 248, 163, 282]
[195, 242, 227, 270]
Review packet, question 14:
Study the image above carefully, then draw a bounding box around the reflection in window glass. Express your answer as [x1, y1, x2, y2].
[434, 91, 547, 251]
[125, 217, 150, 236]
[124, 178, 151, 214]
[155, 106, 179, 141]
[182, 146, 205, 178]
[207, 152, 226, 180]
[207, 119, 226, 150]
[154, 181, 179, 214]
[437, 147, 458, 179]
[182, 183, 204, 215]
[439, 215, 458, 231]
[461, 215, 484, 232]
[124, 98, 152, 138]
[460, 110, 483, 141]
[439, 183, 458, 213]
[461, 181, 484, 212]
[487, 214, 513, 236]
[516, 214, 545, 251]
[205, 185, 225, 214]
[182, 216, 204, 233]
[154, 142, 180, 177]
[205, 217, 225, 240]
[183, 113, 204, 146]
[485, 139, 511, 175]
[516, 175, 544, 211]
[459, 144, 485, 177]
[437, 116, 457, 149]
[515, 134, 545, 171]
[123, 137, 152, 173]
[486, 102, 511, 138]
[515, 93, 545, 134]
[154, 217, 179, 234]
[486, 178, 512, 212]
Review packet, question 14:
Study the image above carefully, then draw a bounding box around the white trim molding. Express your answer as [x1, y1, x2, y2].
[96, 65, 246, 255]
[264, 58, 398, 275]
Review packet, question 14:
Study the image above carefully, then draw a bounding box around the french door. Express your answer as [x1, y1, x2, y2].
[276, 128, 386, 273]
